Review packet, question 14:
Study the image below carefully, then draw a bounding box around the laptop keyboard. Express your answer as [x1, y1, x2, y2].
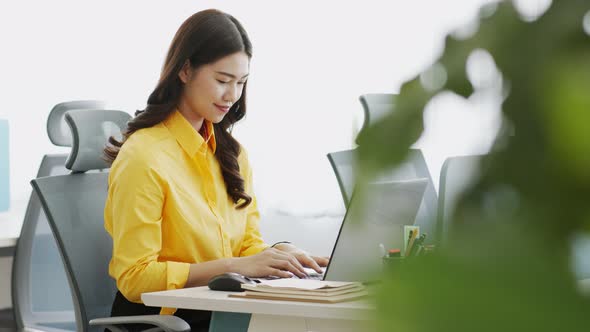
[295, 267, 325, 280]
[297, 272, 324, 280]
[256, 267, 326, 281]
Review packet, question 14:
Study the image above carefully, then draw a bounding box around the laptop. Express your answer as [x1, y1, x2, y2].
[302, 178, 428, 282]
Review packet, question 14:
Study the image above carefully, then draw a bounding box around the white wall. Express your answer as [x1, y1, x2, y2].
[0, 0, 499, 221]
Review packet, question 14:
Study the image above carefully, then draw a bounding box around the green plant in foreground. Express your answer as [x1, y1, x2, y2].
[356, 1, 590, 331]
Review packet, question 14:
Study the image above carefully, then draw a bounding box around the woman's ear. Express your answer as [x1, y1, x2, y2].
[178, 60, 192, 84]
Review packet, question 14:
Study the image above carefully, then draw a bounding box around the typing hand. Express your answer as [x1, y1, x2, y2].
[272, 243, 330, 274]
[296, 267, 326, 280]
[232, 248, 307, 279]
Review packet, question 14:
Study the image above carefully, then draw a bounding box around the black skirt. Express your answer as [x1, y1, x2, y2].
[108, 291, 211, 332]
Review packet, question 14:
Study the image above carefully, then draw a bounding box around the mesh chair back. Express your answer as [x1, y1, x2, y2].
[32, 173, 113, 332]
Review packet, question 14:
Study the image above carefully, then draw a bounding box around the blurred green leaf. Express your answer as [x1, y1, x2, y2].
[357, 1, 590, 330]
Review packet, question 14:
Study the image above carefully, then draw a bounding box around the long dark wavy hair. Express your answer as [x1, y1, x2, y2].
[104, 9, 253, 209]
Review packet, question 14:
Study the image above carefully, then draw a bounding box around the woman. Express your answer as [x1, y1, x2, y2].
[103, 9, 328, 331]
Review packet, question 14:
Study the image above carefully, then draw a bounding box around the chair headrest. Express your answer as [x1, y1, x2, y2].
[47, 100, 106, 147]
[64, 109, 131, 172]
[356, 94, 396, 145]
[359, 94, 396, 128]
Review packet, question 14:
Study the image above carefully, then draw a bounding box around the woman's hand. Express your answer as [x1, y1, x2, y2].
[272, 243, 330, 274]
[231, 248, 308, 278]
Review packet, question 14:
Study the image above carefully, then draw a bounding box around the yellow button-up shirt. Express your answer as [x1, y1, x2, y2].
[104, 110, 269, 314]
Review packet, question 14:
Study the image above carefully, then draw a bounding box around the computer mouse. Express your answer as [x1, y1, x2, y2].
[207, 272, 258, 292]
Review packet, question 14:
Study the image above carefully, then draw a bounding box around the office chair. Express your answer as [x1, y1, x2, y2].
[326, 150, 356, 205]
[328, 93, 438, 239]
[9, 100, 106, 332]
[437, 155, 482, 246]
[31, 109, 190, 332]
[328, 94, 397, 205]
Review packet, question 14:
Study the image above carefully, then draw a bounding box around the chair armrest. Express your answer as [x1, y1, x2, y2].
[89, 314, 190, 332]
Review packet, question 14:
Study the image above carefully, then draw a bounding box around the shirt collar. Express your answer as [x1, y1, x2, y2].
[163, 110, 217, 156]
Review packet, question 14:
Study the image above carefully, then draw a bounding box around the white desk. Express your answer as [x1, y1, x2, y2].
[0, 202, 25, 308]
[0, 237, 17, 248]
[142, 286, 375, 332]
[0, 216, 20, 255]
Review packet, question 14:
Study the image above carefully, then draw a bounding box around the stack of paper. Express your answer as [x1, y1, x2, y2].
[228, 279, 367, 303]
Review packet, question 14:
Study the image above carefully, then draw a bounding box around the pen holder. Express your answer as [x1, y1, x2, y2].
[382, 256, 406, 272]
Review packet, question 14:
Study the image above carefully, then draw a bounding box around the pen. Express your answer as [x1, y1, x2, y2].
[406, 230, 418, 257]
[415, 245, 424, 256]
[410, 234, 427, 256]
[404, 229, 414, 256]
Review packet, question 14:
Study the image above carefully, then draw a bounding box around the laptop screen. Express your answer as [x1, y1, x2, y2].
[323, 178, 428, 282]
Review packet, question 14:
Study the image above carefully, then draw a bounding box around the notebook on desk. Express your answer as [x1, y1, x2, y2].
[290, 178, 428, 283]
[230, 279, 368, 303]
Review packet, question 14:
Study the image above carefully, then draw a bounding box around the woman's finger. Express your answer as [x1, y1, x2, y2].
[311, 255, 330, 267]
[272, 251, 307, 273]
[287, 255, 308, 276]
[297, 253, 323, 273]
[267, 267, 292, 279]
[273, 259, 306, 278]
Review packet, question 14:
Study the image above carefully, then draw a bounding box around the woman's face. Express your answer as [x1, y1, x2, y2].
[178, 51, 250, 126]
